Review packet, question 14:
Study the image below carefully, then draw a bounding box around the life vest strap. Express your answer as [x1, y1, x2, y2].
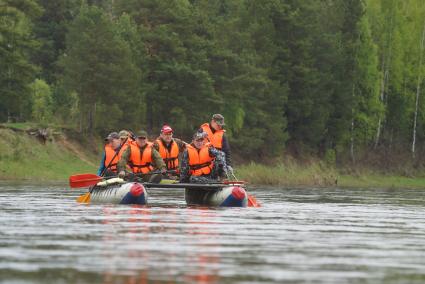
[189, 162, 211, 171]
[130, 163, 152, 169]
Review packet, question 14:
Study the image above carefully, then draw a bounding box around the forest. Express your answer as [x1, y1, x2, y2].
[2, 0, 425, 170]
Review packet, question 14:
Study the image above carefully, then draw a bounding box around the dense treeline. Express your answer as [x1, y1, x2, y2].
[1, 0, 425, 166]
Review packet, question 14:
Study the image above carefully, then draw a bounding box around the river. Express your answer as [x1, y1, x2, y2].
[0, 183, 424, 283]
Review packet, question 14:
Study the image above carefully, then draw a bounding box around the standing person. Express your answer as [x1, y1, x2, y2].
[97, 132, 127, 176]
[179, 130, 227, 183]
[200, 114, 232, 172]
[153, 125, 187, 173]
[117, 130, 166, 182]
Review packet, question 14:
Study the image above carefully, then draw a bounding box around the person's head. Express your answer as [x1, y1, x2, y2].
[135, 130, 148, 147]
[210, 114, 225, 131]
[118, 130, 130, 143]
[160, 125, 173, 143]
[105, 132, 120, 150]
[192, 130, 206, 150]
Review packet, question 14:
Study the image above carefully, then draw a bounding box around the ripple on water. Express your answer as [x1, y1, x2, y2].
[0, 185, 424, 283]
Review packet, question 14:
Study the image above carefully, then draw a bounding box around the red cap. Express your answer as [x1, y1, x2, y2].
[161, 125, 173, 134]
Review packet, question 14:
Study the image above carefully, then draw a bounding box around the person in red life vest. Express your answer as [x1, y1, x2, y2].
[117, 130, 166, 182]
[97, 132, 128, 176]
[179, 130, 228, 183]
[153, 125, 187, 176]
[199, 114, 232, 173]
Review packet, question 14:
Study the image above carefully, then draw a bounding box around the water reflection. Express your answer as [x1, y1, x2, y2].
[98, 205, 221, 283]
[1, 185, 425, 283]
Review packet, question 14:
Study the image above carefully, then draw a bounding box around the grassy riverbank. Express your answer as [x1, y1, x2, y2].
[2, 123, 425, 189]
[237, 162, 425, 189]
[0, 125, 97, 181]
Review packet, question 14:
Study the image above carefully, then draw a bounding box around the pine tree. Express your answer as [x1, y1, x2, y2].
[0, 0, 42, 122]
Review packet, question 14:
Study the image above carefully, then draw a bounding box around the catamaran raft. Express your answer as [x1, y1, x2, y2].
[69, 175, 256, 207]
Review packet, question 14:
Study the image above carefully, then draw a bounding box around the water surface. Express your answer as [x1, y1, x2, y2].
[0, 183, 424, 283]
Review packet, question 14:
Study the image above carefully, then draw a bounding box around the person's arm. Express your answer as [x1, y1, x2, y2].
[174, 138, 188, 152]
[179, 150, 190, 182]
[117, 146, 131, 173]
[97, 151, 106, 176]
[151, 148, 166, 170]
[152, 140, 160, 151]
[209, 147, 227, 169]
[221, 135, 232, 167]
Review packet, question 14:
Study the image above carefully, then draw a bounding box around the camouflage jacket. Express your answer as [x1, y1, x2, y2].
[179, 144, 227, 182]
[152, 137, 187, 153]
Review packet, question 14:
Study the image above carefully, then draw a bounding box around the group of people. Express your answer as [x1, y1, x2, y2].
[97, 114, 233, 183]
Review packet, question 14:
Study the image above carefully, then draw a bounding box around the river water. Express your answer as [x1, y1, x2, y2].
[0, 183, 424, 284]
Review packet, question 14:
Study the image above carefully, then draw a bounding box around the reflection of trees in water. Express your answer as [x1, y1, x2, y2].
[99, 206, 222, 283]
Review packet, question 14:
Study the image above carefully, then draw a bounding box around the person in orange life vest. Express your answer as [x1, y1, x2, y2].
[97, 132, 128, 176]
[153, 125, 187, 174]
[117, 130, 166, 182]
[179, 130, 227, 183]
[200, 114, 232, 172]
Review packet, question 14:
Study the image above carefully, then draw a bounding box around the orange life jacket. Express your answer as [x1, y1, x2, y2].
[128, 142, 154, 174]
[104, 144, 126, 172]
[187, 144, 214, 176]
[200, 123, 224, 150]
[156, 139, 179, 170]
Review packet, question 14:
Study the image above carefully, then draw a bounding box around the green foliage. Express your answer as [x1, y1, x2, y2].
[59, 4, 140, 133]
[30, 79, 53, 123]
[3, 0, 425, 165]
[0, 0, 42, 122]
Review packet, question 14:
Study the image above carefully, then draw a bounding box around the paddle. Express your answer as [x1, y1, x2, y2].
[69, 174, 104, 188]
[69, 170, 176, 189]
[75, 138, 129, 203]
[100, 137, 128, 176]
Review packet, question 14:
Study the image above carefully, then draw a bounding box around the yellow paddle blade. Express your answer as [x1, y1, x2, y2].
[76, 193, 91, 203]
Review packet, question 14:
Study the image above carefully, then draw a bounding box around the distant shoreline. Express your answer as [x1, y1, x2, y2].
[2, 124, 425, 189]
[237, 163, 425, 189]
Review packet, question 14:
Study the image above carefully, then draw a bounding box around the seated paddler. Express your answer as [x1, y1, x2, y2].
[179, 130, 228, 184]
[117, 130, 166, 182]
[97, 132, 128, 177]
[153, 124, 187, 178]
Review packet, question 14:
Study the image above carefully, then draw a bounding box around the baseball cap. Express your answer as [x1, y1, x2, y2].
[118, 130, 129, 139]
[161, 125, 173, 134]
[193, 130, 206, 141]
[136, 130, 148, 138]
[212, 114, 225, 126]
[105, 132, 119, 141]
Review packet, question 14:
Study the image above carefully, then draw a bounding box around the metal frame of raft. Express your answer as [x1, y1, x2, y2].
[87, 178, 248, 207]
